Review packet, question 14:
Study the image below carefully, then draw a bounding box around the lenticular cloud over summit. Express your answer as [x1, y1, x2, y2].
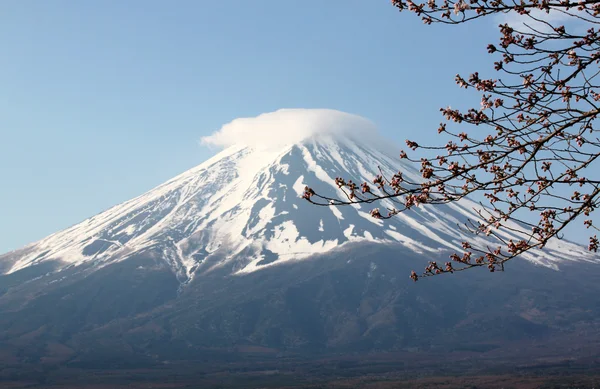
[201, 108, 377, 150]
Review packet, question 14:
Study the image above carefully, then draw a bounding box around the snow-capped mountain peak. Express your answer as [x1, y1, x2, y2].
[2, 109, 597, 282]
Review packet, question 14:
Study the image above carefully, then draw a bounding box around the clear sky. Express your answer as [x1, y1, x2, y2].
[0, 1, 551, 252]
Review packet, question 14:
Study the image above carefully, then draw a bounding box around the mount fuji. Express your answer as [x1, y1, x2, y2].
[1, 109, 595, 282]
[1, 109, 600, 385]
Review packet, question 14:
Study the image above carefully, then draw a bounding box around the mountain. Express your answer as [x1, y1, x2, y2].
[1, 118, 595, 281]
[1, 109, 600, 387]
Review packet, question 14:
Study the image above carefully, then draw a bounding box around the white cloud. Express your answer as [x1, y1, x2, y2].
[201, 108, 377, 150]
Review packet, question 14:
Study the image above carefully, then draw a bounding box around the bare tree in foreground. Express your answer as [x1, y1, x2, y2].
[304, 0, 600, 280]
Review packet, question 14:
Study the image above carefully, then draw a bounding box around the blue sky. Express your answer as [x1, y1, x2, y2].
[0, 1, 541, 252]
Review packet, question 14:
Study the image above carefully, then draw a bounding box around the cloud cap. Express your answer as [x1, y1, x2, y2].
[201, 108, 377, 150]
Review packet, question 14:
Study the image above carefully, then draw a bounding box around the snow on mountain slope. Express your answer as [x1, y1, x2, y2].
[2, 109, 597, 282]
